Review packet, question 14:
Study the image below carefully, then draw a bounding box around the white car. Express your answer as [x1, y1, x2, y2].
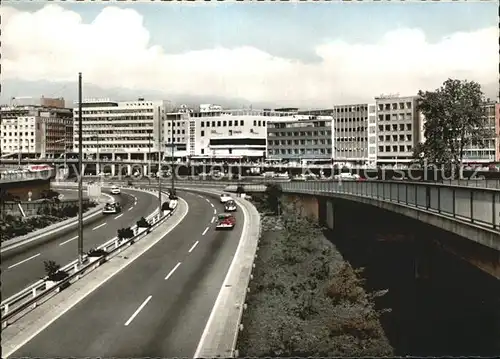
[220, 193, 232, 203]
[110, 185, 121, 195]
[333, 173, 360, 181]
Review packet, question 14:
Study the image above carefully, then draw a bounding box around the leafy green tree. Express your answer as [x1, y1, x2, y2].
[413, 78, 488, 170]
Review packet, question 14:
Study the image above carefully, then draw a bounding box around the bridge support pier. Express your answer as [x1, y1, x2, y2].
[96, 163, 101, 176]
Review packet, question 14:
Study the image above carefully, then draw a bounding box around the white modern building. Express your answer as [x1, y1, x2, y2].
[1, 103, 73, 159]
[462, 101, 497, 163]
[266, 115, 334, 164]
[367, 103, 377, 167]
[188, 108, 296, 159]
[374, 94, 423, 166]
[73, 98, 173, 167]
[332, 103, 370, 166]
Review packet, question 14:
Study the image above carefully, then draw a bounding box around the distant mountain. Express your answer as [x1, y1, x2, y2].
[0, 79, 279, 110]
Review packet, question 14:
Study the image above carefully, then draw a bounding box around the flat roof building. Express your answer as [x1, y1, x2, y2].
[189, 109, 296, 159]
[374, 95, 423, 165]
[332, 104, 369, 165]
[266, 115, 333, 163]
[73, 98, 173, 162]
[462, 101, 497, 163]
[1, 104, 73, 159]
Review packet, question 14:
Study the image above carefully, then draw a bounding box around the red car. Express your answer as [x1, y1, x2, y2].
[215, 213, 236, 230]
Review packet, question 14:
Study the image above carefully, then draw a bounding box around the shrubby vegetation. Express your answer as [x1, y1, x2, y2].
[1, 201, 97, 242]
[237, 189, 393, 357]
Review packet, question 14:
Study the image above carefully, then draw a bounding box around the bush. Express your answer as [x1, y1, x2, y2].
[117, 227, 134, 240]
[44, 260, 69, 282]
[87, 248, 108, 257]
[161, 201, 171, 211]
[136, 217, 151, 228]
[237, 202, 393, 357]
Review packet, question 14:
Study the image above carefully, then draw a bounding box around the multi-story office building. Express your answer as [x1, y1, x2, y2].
[462, 101, 497, 163]
[496, 104, 500, 162]
[73, 98, 173, 164]
[164, 112, 190, 159]
[189, 108, 295, 159]
[266, 115, 334, 163]
[367, 103, 377, 167]
[0, 101, 73, 159]
[332, 104, 369, 166]
[374, 95, 423, 165]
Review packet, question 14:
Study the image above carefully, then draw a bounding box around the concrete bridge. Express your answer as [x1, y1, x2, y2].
[253, 180, 500, 279]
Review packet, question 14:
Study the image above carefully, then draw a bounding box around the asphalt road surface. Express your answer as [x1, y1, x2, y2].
[1, 189, 158, 298]
[10, 190, 244, 357]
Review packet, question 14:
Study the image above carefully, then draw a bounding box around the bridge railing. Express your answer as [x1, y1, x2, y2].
[0, 169, 54, 182]
[279, 180, 500, 231]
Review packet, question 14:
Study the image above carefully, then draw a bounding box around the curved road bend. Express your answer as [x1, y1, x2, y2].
[1, 189, 159, 298]
[10, 190, 245, 358]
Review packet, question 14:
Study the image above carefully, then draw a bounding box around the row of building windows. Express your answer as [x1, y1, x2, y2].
[200, 120, 246, 127]
[379, 134, 412, 142]
[268, 139, 333, 146]
[379, 124, 412, 132]
[268, 130, 332, 137]
[268, 148, 332, 155]
[377, 102, 413, 111]
[379, 145, 413, 153]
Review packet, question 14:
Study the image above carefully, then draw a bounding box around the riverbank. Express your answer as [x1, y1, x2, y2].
[237, 202, 393, 356]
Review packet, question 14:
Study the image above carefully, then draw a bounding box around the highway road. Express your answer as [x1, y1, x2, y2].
[1, 188, 159, 298]
[10, 190, 244, 357]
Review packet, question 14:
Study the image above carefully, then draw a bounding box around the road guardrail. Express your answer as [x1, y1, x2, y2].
[0, 187, 176, 329]
[278, 180, 500, 233]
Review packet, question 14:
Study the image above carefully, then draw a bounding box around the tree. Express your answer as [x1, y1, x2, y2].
[413, 79, 488, 172]
[264, 183, 282, 214]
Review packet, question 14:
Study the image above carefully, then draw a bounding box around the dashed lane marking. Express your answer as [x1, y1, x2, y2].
[188, 241, 199, 253]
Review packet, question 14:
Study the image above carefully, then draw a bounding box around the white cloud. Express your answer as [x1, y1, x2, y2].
[2, 5, 497, 107]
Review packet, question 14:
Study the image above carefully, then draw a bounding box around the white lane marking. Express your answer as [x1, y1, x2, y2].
[211, 217, 215, 223]
[202, 227, 209, 236]
[114, 214, 123, 219]
[164, 262, 181, 280]
[210, 202, 214, 208]
[8, 253, 41, 269]
[188, 241, 199, 253]
[59, 236, 78, 246]
[213, 208, 216, 214]
[2, 197, 189, 359]
[92, 223, 106, 231]
[124, 295, 152, 326]
[205, 198, 210, 203]
[128, 207, 133, 211]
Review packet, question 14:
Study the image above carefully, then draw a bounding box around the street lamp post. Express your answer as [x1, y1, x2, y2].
[171, 115, 175, 193]
[77, 72, 84, 266]
[157, 107, 162, 213]
[147, 135, 152, 185]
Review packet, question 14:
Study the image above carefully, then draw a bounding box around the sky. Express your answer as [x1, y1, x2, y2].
[1, 1, 498, 108]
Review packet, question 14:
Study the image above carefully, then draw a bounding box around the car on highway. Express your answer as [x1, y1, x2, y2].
[224, 200, 237, 212]
[102, 202, 122, 214]
[220, 193, 232, 203]
[110, 185, 121, 195]
[333, 172, 361, 181]
[215, 213, 236, 230]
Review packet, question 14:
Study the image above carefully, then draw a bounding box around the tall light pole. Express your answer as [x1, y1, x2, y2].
[77, 73, 84, 265]
[148, 134, 151, 185]
[171, 114, 175, 192]
[157, 107, 162, 212]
